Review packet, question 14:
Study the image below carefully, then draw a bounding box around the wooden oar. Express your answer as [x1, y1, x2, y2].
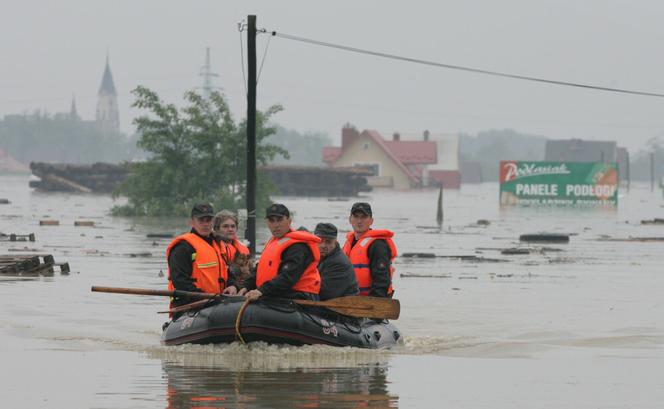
[91, 286, 219, 300]
[158, 295, 401, 319]
[91, 286, 401, 320]
[292, 296, 400, 320]
[158, 298, 217, 314]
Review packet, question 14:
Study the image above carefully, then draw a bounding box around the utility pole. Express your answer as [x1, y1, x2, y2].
[246, 15, 257, 254]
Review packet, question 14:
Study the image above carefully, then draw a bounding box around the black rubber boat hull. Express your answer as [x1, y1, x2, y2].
[161, 297, 403, 348]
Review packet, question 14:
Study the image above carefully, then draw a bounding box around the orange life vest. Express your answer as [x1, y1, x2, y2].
[256, 230, 321, 294]
[166, 232, 228, 294]
[225, 238, 250, 262]
[342, 229, 397, 296]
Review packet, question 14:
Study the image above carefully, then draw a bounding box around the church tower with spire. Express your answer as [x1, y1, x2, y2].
[96, 55, 120, 133]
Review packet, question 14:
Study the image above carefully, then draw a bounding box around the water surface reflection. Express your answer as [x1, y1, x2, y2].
[162, 359, 397, 408]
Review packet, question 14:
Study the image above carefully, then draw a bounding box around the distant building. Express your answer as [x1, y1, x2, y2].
[544, 139, 629, 183]
[322, 124, 437, 190]
[424, 131, 461, 189]
[95, 56, 120, 133]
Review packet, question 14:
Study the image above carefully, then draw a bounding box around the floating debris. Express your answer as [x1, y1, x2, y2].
[146, 233, 174, 239]
[0, 199, 10, 204]
[0, 254, 70, 276]
[439, 255, 509, 263]
[401, 252, 436, 258]
[39, 220, 60, 226]
[547, 257, 576, 264]
[476, 219, 490, 226]
[519, 233, 570, 243]
[74, 220, 95, 227]
[7, 247, 40, 252]
[401, 253, 508, 262]
[501, 248, 531, 255]
[597, 236, 664, 242]
[641, 218, 664, 225]
[0, 233, 35, 242]
[400, 272, 451, 278]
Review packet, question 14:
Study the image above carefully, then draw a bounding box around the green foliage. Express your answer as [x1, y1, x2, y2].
[112, 86, 288, 216]
[0, 111, 139, 164]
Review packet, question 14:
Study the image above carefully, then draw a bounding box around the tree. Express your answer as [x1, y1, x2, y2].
[112, 86, 288, 216]
[0, 111, 139, 164]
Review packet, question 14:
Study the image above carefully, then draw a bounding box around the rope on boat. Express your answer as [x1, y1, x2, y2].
[234, 298, 251, 344]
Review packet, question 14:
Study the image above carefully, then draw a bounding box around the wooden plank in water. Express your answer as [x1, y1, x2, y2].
[40, 220, 60, 226]
[74, 221, 95, 227]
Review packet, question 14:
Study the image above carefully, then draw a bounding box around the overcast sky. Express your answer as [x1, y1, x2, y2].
[2, 0, 664, 152]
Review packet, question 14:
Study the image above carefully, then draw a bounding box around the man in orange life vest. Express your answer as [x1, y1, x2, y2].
[166, 203, 232, 314]
[228, 203, 321, 301]
[213, 209, 252, 283]
[342, 202, 397, 298]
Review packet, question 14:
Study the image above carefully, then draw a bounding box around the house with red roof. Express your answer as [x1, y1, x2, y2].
[322, 124, 439, 190]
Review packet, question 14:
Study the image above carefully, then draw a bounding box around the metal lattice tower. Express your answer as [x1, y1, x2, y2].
[199, 47, 220, 100]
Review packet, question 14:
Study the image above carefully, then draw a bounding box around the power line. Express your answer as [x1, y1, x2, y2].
[268, 31, 664, 99]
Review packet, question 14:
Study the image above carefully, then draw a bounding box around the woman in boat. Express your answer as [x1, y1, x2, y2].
[213, 210, 252, 284]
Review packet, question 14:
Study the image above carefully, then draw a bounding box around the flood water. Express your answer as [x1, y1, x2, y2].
[1, 174, 662, 408]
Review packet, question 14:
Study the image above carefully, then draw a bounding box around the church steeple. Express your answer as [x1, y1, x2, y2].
[98, 54, 117, 95]
[70, 95, 79, 119]
[96, 53, 120, 132]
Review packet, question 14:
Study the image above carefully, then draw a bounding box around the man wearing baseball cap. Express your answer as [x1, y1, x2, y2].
[342, 202, 397, 298]
[230, 203, 321, 301]
[314, 222, 359, 301]
[166, 203, 232, 316]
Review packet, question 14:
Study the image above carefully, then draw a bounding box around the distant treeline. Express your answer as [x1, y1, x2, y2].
[630, 136, 664, 182]
[0, 112, 142, 164]
[267, 125, 331, 166]
[459, 129, 664, 182]
[0, 111, 330, 168]
[459, 129, 547, 181]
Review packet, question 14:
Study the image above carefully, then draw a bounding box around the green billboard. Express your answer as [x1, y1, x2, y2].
[499, 161, 618, 206]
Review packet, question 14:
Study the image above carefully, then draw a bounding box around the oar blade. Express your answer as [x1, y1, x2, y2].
[297, 296, 400, 320]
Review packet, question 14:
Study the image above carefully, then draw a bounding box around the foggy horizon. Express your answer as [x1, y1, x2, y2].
[2, 1, 664, 153]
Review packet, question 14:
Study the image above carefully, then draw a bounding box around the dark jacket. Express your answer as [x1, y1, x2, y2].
[318, 243, 359, 301]
[241, 242, 318, 300]
[167, 229, 234, 308]
[349, 236, 393, 298]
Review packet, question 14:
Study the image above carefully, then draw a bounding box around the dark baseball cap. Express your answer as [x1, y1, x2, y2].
[191, 203, 214, 218]
[350, 202, 372, 217]
[314, 222, 338, 239]
[265, 203, 290, 218]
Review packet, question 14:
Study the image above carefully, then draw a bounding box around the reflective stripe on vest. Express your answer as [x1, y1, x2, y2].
[256, 230, 321, 294]
[342, 229, 397, 296]
[166, 233, 228, 295]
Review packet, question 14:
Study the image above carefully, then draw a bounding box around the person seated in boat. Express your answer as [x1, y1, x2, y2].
[226, 203, 321, 301]
[213, 210, 253, 284]
[342, 202, 397, 298]
[314, 222, 359, 301]
[166, 203, 232, 313]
